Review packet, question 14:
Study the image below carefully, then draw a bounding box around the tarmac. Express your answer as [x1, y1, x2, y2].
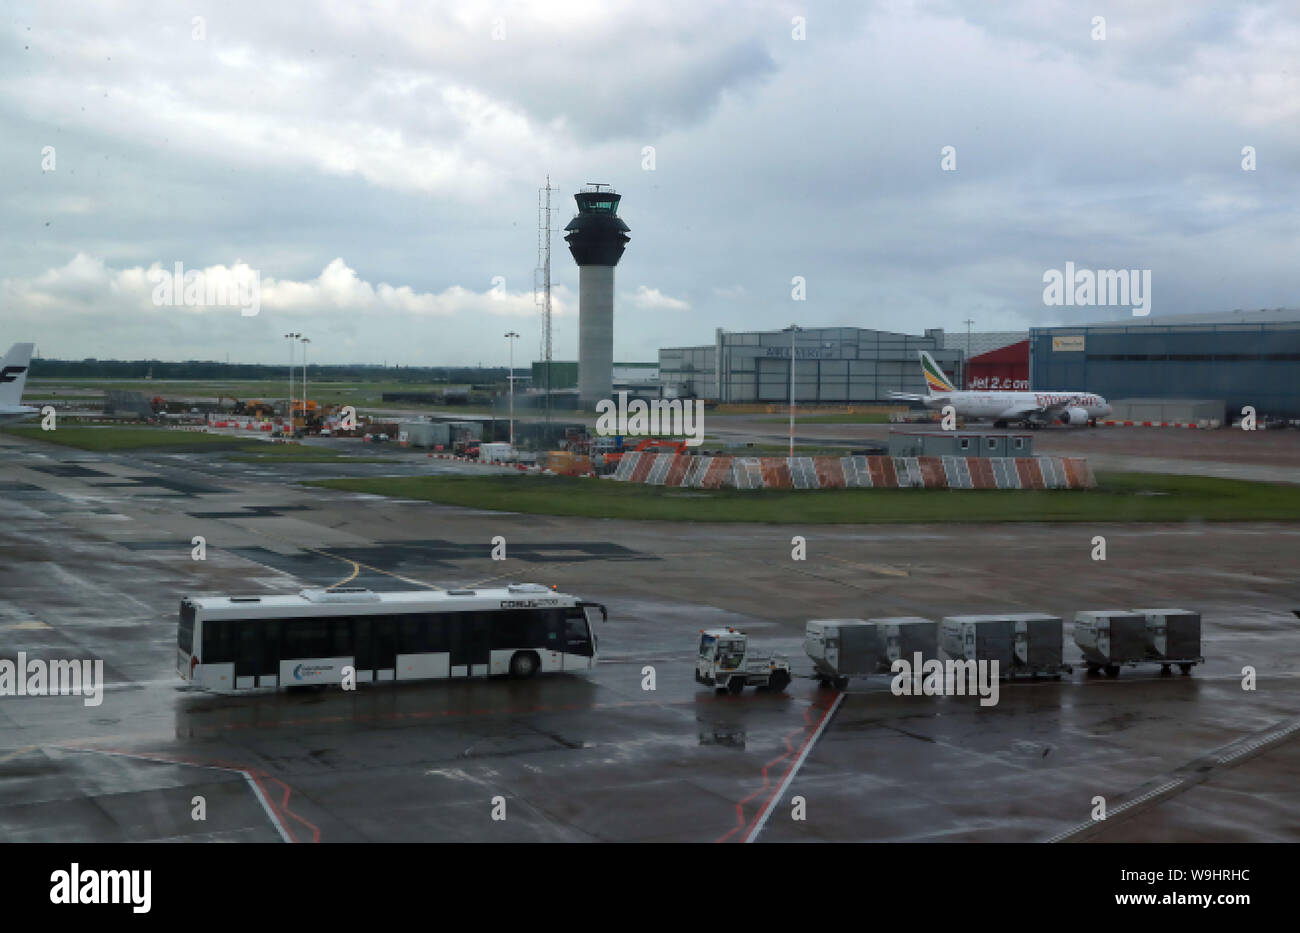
[1, 430, 1298, 842]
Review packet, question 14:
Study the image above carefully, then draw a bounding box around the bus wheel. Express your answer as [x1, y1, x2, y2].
[727, 679, 745, 695]
[510, 652, 540, 678]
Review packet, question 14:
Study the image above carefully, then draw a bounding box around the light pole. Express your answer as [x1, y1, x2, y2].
[283, 332, 300, 433]
[505, 331, 519, 448]
[300, 336, 311, 431]
[783, 324, 802, 464]
[963, 318, 974, 389]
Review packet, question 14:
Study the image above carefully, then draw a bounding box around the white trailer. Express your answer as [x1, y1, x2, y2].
[1075, 608, 1203, 677]
[940, 613, 1071, 679]
[804, 617, 937, 689]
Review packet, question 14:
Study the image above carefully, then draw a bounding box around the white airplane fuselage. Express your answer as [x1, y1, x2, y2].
[921, 390, 1111, 424]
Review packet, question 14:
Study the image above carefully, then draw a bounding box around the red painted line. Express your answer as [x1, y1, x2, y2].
[715, 704, 813, 844]
[53, 744, 316, 842]
[740, 695, 842, 842]
[715, 695, 842, 844]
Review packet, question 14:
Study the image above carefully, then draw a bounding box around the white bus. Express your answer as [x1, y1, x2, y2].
[177, 583, 606, 692]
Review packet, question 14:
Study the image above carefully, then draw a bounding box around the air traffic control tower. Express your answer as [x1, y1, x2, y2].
[564, 184, 630, 410]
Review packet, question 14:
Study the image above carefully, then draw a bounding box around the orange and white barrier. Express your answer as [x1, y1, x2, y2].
[611, 452, 1097, 491]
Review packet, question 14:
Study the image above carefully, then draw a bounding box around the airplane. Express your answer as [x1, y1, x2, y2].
[0, 343, 39, 426]
[890, 349, 1111, 428]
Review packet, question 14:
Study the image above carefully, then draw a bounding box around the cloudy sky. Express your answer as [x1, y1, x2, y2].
[3, 0, 1298, 366]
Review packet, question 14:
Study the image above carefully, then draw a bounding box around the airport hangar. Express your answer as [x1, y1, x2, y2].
[659, 327, 964, 404]
[1031, 308, 1300, 421]
[657, 327, 1025, 404]
[653, 309, 1300, 421]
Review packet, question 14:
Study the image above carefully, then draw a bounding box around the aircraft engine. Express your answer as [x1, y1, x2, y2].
[1059, 406, 1090, 425]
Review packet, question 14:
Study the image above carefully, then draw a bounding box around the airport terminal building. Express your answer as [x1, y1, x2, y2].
[1030, 309, 1300, 419]
[660, 327, 962, 403]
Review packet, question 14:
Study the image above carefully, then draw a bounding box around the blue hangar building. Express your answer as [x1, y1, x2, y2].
[1030, 309, 1300, 420]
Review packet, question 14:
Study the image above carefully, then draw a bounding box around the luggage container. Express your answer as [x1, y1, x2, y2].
[1073, 610, 1149, 677]
[804, 617, 937, 688]
[940, 613, 1069, 679]
[478, 442, 516, 462]
[1136, 608, 1203, 676]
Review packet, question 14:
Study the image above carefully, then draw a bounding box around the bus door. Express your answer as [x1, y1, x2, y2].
[351, 616, 372, 684]
[234, 620, 263, 690]
[562, 606, 597, 670]
[372, 616, 397, 682]
[451, 612, 490, 678]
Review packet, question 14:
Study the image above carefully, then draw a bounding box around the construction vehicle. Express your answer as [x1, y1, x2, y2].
[540, 450, 593, 475]
[229, 397, 277, 419]
[695, 627, 792, 694]
[603, 436, 690, 469]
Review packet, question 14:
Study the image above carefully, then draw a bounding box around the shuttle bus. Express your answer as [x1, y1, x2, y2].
[177, 583, 606, 692]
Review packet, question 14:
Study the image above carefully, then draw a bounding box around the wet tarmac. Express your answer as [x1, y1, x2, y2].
[1, 432, 1298, 842]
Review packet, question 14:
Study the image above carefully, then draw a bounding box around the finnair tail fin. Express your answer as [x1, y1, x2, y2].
[918, 350, 956, 395]
[0, 343, 35, 407]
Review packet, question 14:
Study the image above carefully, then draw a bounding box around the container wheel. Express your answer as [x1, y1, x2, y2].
[768, 670, 791, 692]
[816, 676, 831, 689]
[1179, 663, 1194, 675]
[1159, 664, 1172, 676]
[727, 679, 745, 695]
[833, 676, 850, 690]
[714, 686, 728, 696]
[1104, 664, 1120, 678]
[1086, 663, 1100, 676]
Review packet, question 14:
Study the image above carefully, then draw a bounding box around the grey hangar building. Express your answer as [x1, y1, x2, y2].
[653, 310, 1300, 420]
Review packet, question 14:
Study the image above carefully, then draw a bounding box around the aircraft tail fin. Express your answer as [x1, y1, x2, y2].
[0, 343, 35, 407]
[918, 350, 957, 394]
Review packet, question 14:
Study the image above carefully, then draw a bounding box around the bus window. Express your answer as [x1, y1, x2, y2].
[283, 618, 330, 659]
[352, 617, 373, 669]
[203, 620, 237, 663]
[262, 620, 281, 674]
[235, 620, 265, 677]
[372, 617, 397, 670]
[329, 617, 351, 657]
[563, 609, 594, 657]
[423, 613, 451, 654]
[398, 614, 428, 654]
[490, 610, 529, 650]
[544, 609, 564, 648]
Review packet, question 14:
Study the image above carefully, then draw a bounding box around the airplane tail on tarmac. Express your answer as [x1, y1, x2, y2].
[0, 343, 35, 408]
[918, 350, 957, 395]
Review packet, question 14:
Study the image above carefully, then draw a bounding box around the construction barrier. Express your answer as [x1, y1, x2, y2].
[609, 452, 1097, 491]
[1099, 420, 1216, 429]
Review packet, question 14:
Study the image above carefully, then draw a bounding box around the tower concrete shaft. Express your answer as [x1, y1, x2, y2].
[564, 185, 629, 410]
